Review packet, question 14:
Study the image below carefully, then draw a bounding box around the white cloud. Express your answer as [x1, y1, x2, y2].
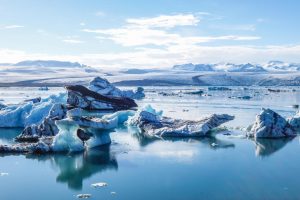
[126, 14, 200, 28]
[2, 25, 24, 29]
[61, 35, 84, 44]
[95, 11, 105, 16]
[211, 24, 256, 31]
[83, 27, 260, 47]
[62, 39, 84, 44]
[83, 13, 260, 47]
[79, 22, 86, 26]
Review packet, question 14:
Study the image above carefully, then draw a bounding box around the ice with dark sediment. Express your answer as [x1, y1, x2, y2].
[248, 108, 296, 138]
[127, 105, 234, 137]
[65, 85, 138, 111]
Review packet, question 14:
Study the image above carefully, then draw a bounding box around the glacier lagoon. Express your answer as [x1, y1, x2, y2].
[1, 86, 300, 200]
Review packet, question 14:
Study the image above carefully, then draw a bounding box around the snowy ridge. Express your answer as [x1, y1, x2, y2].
[173, 61, 300, 72]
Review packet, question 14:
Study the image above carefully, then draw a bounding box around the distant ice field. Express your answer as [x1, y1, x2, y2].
[0, 86, 299, 128]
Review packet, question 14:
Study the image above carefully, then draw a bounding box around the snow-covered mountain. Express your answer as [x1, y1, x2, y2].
[0, 60, 103, 86]
[1, 60, 100, 73]
[13, 60, 86, 68]
[173, 63, 214, 71]
[173, 61, 300, 72]
[263, 61, 300, 71]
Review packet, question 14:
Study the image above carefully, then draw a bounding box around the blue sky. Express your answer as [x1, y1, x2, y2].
[0, 0, 300, 68]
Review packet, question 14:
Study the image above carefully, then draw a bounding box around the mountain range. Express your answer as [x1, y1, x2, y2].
[173, 61, 300, 72]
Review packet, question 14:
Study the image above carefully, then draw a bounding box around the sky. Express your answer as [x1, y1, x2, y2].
[0, 0, 300, 69]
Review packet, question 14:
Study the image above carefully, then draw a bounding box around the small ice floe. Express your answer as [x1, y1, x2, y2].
[76, 194, 91, 199]
[111, 192, 116, 195]
[208, 87, 231, 91]
[184, 90, 204, 95]
[91, 182, 108, 188]
[38, 86, 49, 91]
[248, 108, 296, 138]
[211, 143, 218, 147]
[0, 172, 9, 176]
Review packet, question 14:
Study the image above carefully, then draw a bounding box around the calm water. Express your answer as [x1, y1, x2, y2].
[1, 86, 300, 200]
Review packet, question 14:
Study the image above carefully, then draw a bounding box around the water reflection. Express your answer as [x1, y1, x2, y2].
[253, 138, 294, 157]
[130, 127, 235, 149]
[26, 145, 118, 190]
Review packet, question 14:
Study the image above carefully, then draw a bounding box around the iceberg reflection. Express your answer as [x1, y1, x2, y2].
[253, 138, 294, 157]
[26, 145, 118, 190]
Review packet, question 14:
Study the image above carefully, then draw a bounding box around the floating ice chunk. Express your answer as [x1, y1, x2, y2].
[76, 194, 91, 199]
[38, 86, 49, 91]
[88, 77, 145, 99]
[91, 182, 108, 188]
[0, 138, 53, 154]
[128, 105, 234, 137]
[211, 143, 218, 147]
[248, 108, 296, 138]
[111, 192, 116, 195]
[0, 172, 8, 176]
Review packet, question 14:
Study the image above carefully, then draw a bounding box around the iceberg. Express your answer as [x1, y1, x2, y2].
[88, 77, 145, 99]
[50, 108, 137, 152]
[0, 93, 66, 128]
[66, 85, 137, 111]
[248, 108, 296, 138]
[51, 118, 112, 152]
[127, 105, 234, 137]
